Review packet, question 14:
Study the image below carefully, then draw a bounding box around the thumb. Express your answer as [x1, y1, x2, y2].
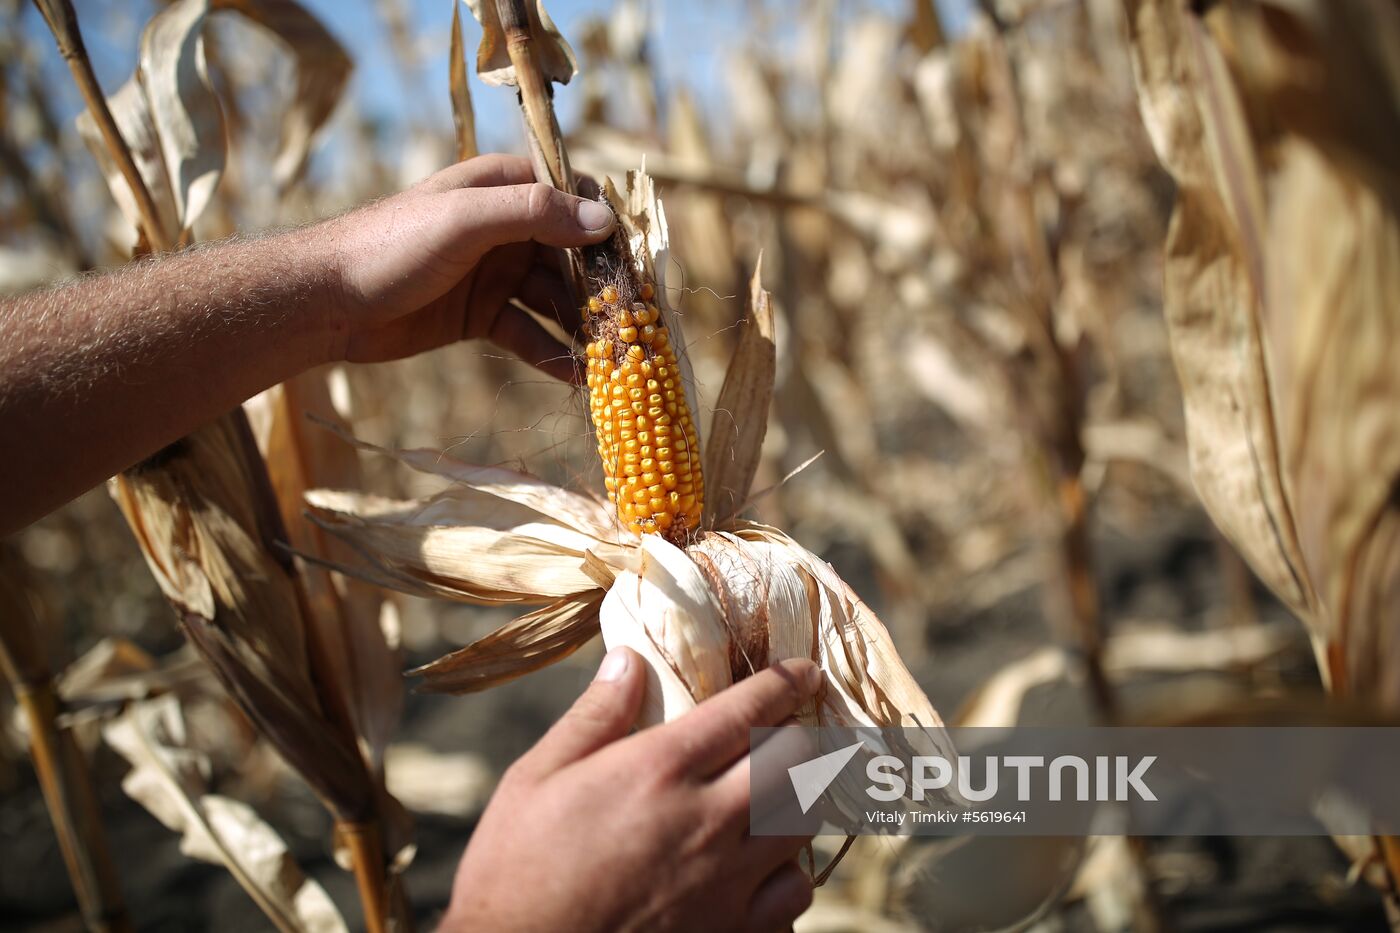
[522, 647, 644, 775]
[458, 181, 616, 251]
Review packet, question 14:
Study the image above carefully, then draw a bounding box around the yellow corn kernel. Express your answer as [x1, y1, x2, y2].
[584, 276, 704, 542]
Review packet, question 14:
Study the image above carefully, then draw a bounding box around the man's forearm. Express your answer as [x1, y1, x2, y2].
[0, 229, 340, 535]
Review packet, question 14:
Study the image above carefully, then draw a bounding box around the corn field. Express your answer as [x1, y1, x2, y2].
[2, 0, 1398, 930]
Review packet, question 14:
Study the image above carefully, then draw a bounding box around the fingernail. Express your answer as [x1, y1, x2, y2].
[595, 647, 630, 683]
[577, 199, 614, 232]
[804, 664, 823, 694]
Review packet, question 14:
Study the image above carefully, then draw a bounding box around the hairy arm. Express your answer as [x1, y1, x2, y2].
[0, 233, 336, 534]
[0, 153, 614, 536]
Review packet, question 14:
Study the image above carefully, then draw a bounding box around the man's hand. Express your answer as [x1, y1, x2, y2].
[325, 154, 614, 378]
[442, 649, 821, 933]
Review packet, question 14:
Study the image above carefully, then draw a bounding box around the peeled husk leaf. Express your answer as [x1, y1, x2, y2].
[704, 258, 777, 525]
[104, 695, 346, 933]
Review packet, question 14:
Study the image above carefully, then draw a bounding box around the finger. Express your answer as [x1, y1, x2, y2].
[745, 861, 813, 933]
[450, 182, 616, 251]
[656, 660, 822, 780]
[712, 720, 818, 825]
[520, 647, 645, 776]
[416, 153, 537, 193]
[487, 303, 581, 384]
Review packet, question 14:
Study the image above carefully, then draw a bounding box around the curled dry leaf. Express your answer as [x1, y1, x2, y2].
[140, 0, 225, 235]
[464, 0, 577, 87]
[213, 0, 352, 189]
[75, 0, 348, 241]
[449, 0, 479, 161]
[73, 0, 225, 244]
[75, 76, 180, 250]
[104, 696, 346, 933]
[1125, 0, 1400, 706]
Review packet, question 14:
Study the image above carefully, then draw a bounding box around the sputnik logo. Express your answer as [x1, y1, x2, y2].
[787, 740, 865, 814]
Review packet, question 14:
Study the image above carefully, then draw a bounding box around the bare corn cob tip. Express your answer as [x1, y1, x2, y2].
[583, 234, 703, 542]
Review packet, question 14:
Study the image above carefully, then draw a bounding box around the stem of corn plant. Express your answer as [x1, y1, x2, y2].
[493, 0, 587, 303]
[274, 402, 408, 933]
[339, 822, 389, 933]
[30, 0, 171, 251]
[494, 0, 572, 192]
[15, 683, 130, 933]
[2, 546, 129, 932]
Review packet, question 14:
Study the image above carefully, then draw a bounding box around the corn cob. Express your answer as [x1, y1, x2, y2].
[583, 256, 703, 542]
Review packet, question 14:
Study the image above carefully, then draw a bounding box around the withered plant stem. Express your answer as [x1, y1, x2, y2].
[30, 0, 171, 250]
[340, 821, 390, 933]
[492, 0, 586, 304]
[17, 683, 131, 933]
[494, 0, 572, 192]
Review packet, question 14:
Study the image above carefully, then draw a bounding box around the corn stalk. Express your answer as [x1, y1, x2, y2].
[0, 545, 128, 933]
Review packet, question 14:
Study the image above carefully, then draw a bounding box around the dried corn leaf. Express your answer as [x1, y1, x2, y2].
[464, 0, 577, 87]
[1126, 0, 1400, 704]
[112, 417, 372, 821]
[139, 0, 225, 236]
[75, 77, 179, 249]
[449, 0, 479, 161]
[104, 696, 346, 933]
[704, 259, 777, 525]
[1125, 0, 1312, 621]
[213, 0, 351, 188]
